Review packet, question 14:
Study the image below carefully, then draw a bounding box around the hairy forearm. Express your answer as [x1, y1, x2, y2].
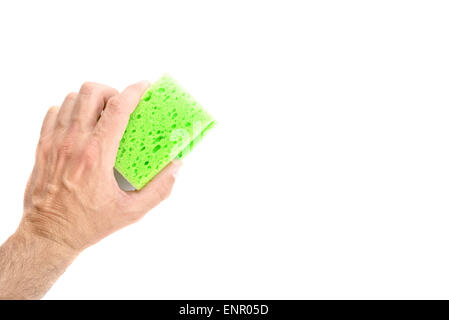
[0, 225, 78, 299]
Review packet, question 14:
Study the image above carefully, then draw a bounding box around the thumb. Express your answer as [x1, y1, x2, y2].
[127, 160, 182, 215]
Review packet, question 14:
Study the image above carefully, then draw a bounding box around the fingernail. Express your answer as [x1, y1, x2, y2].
[171, 160, 182, 178]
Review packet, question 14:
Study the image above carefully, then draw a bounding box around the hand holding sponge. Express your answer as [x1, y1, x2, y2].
[114, 75, 215, 189]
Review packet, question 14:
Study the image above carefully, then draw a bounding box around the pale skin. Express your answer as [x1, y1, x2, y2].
[0, 81, 182, 299]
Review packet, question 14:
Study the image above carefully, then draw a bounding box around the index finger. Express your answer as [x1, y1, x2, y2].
[94, 81, 150, 165]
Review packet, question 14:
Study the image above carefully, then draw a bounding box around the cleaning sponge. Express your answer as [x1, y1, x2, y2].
[114, 75, 215, 190]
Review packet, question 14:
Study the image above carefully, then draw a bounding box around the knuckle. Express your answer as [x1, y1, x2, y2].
[65, 92, 78, 101]
[103, 86, 119, 96]
[107, 96, 124, 112]
[57, 141, 73, 157]
[110, 88, 120, 96]
[36, 142, 51, 165]
[55, 119, 66, 130]
[57, 128, 78, 157]
[79, 82, 97, 95]
[126, 84, 140, 95]
[37, 139, 52, 156]
[128, 81, 148, 93]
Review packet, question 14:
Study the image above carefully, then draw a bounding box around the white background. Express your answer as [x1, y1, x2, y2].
[0, 0, 448, 299]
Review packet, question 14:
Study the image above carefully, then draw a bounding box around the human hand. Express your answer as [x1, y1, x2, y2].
[21, 81, 181, 253]
[0, 81, 181, 299]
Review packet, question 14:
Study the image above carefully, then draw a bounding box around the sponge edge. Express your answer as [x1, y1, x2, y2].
[114, 75, 215, 190]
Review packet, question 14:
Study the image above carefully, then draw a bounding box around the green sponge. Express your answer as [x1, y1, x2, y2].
[114, 75, 215, 190]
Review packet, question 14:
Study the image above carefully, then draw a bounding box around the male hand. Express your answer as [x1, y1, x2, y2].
[0, 81, 181, 299]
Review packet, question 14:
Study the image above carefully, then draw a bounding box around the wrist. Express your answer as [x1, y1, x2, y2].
[15, 221, 80, 262]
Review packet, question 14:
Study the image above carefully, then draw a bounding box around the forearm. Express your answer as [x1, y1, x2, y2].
[0, 225, 78, 299]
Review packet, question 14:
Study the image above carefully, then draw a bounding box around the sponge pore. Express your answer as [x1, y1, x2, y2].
[114, 75, 215, 190]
